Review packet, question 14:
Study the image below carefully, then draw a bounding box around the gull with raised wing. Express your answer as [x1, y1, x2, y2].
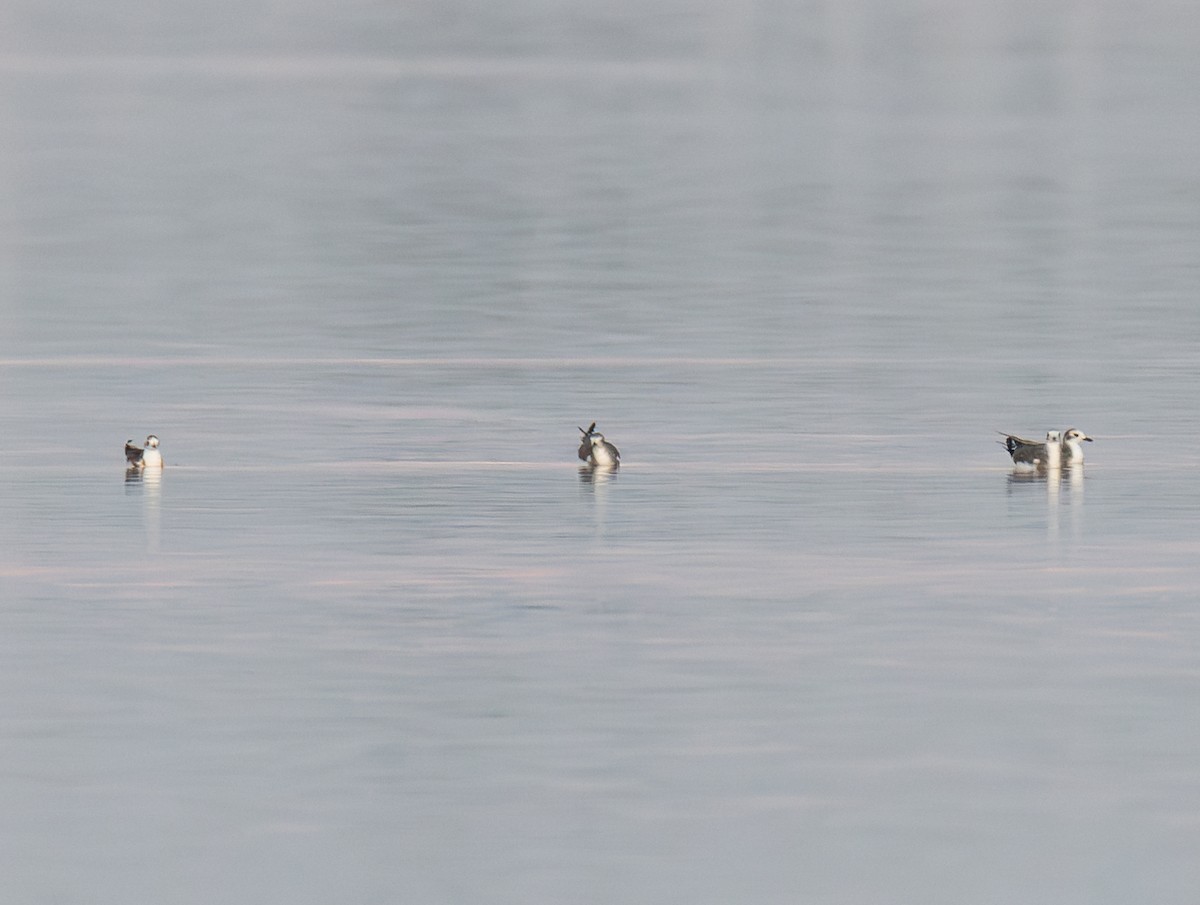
[125, 434, 163, 469]
[578, 422, 620, 468]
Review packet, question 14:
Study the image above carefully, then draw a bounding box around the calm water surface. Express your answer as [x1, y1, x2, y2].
[2, 1, 1200, 902]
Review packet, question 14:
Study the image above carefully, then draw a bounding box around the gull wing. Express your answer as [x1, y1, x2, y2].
[1000, 434, 1049, 465]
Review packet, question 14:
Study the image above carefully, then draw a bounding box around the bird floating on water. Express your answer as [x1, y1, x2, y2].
[125, 434, 163, 469]
[578, 422, 620, 468]
[1002, 430, 1061, 470]
[1060, 428, 1093, 463]
[1000, 428, 1092, 469]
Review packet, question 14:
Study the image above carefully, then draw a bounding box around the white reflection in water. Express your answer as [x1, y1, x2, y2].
[124, 465, 162, 551]
[1007, 463, 1085, 541]
[578, 464, 617, 536]
[578, 464, 618, 485]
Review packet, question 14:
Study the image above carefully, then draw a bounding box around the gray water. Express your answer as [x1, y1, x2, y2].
[3, 1, 1200, 902]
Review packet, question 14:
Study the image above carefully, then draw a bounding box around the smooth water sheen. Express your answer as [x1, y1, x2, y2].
[3, 2, 1200, 902]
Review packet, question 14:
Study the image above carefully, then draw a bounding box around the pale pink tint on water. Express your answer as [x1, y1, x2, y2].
[2, 2, 1200, 903]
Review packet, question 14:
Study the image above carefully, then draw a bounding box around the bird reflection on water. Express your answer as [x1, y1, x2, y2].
[1006, 461, 1085, 496]
[578, 460, 618, 540]
[124, 464, 163, 551]
[578, 464, 619, 486]
[1007, 461, 1085, 542]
